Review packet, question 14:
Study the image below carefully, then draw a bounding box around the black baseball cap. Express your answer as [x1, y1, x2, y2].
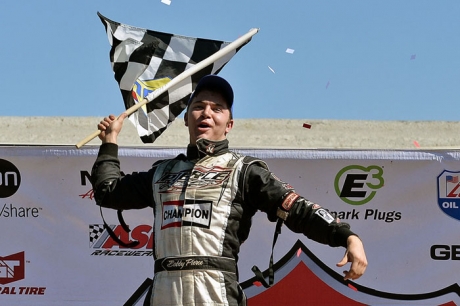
[188, 75, 234, 109]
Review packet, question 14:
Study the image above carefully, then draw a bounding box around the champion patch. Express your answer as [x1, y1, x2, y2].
[161, 199, 213, 230]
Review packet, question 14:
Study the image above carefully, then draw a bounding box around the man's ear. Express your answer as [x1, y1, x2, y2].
[184, 112, 188, 126]
[225, 119, 234, 134]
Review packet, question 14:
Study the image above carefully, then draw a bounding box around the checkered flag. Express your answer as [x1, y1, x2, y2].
[98, 12, 256, 143]
[89, 224, 106, 247]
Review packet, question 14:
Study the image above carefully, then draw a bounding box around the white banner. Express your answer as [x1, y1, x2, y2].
[1, 146, 459, 305]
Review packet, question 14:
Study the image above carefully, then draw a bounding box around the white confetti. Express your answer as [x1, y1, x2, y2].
[268, 66, 275, 74]
[161, 0, 171, 5]
[286, 48, 295, 54]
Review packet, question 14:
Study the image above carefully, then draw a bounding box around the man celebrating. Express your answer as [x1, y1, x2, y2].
[91, 75, 367, 305]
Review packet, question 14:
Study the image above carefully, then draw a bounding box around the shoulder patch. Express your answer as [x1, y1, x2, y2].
[281, 192, 300, 211]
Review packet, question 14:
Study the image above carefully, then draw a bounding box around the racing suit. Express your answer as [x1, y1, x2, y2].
[91, 138, 356, 306]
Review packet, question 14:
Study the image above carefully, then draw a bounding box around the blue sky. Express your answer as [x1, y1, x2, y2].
[2, 1, 459, 121]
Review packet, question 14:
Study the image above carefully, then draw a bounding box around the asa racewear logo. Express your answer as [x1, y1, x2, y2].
[89, 224, 154, 256]
[437, 170, 460, 221]
[0, 159, 21, 198]
[334, 165, 384, 205]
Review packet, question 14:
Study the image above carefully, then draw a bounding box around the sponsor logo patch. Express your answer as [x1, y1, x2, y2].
[315, 208, 335, 224]
[156, 166, 231, 192]
[161, 199, 213, 230]
[281, 192, 300, 211]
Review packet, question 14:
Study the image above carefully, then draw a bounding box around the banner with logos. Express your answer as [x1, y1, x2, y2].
[1, 146, 460, 305]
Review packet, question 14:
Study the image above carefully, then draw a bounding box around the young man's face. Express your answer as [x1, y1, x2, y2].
[185, 89, 234, 145]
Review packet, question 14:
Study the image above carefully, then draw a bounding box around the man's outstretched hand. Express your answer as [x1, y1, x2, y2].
[336, 235, 368, 281]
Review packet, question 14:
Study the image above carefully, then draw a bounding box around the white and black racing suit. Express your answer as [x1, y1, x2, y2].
[91, 138, 357, 306]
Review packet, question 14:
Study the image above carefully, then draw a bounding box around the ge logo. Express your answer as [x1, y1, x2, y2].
[0, 159, 21, 198]
[334, 165, 384, 205]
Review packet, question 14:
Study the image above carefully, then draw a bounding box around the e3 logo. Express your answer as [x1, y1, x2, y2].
[334, 165, 384, 205]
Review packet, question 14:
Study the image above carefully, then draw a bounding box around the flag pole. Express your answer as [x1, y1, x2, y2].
[75, 28, 259, 149]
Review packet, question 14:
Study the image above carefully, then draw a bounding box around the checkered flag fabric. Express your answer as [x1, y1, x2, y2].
[98, 12, 248, 143]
